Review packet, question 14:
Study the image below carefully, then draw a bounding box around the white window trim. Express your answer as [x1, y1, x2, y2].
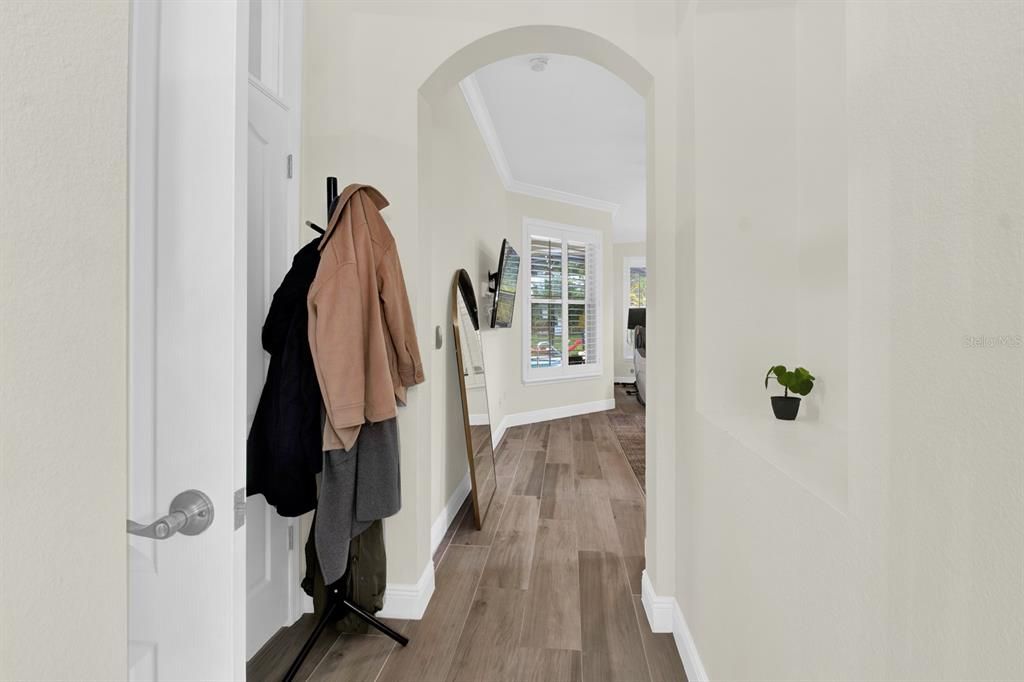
[623, 255, 646, 361]
[522, 217, 603, 385]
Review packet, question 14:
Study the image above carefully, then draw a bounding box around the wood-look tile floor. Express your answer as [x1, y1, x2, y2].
[248, 389, 685, 682]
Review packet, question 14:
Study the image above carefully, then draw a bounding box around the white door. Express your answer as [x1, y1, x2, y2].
[245, 0, 305, 657]
[127, 1, 250, 680]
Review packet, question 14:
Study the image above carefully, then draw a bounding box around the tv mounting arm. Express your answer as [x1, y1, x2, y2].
[487, 270, 499, 294]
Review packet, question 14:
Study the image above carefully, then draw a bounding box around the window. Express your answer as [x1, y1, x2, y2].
[523, 219, 602, 383]
[623, 256, 646, 360]
[248, 0, 284, 96]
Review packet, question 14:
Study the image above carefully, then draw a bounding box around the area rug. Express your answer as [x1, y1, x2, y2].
[606, 409, 646, 492]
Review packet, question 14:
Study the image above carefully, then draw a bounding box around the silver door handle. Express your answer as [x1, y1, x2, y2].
[127, 489, 214, 539]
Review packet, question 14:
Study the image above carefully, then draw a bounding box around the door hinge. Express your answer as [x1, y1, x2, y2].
[286, 154, 294, 179]
[234, 487, 246, 530]
[288, 525, 295, 551]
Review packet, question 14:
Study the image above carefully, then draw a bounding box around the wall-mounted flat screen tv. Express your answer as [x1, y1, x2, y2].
[490, 239, 520, 328]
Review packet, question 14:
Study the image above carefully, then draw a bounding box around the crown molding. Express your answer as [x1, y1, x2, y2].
[507, 178, 620, 213]
[459, 74, 620, 216]
[459, 75, 514, 187]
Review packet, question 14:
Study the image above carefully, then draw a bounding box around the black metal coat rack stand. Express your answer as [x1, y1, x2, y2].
[282, 177, 411, 682]
[282, 582, 409, 681]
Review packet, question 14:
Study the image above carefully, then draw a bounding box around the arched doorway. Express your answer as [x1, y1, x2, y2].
[417, 27, 654, 512]
[412, 27, 677, 670]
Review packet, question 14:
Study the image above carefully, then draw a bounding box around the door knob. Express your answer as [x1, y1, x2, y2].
[127, 489, 214, 539]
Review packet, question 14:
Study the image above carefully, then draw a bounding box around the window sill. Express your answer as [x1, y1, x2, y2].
[522, 370, 603, 386]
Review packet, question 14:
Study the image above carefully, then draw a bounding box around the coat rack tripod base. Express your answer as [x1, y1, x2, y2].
[281, 583, 409, 682]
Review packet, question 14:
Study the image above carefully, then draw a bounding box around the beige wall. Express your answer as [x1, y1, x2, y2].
[1, 2, 1016, 679]
[423, 85, 508, 520]
[423, 84, 615, 520]
[493, 192, 615, 424]
[692, 0, 847, 428]
[847, 2, 1023, 675]
[674, 1, 1024, 679]
[613, 241, 646, 381]
[0, 2, 129, 679]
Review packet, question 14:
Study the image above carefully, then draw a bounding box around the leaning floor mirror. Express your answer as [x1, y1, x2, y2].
[451, 269, 498, 529]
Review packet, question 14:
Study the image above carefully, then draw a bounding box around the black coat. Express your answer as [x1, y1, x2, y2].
[247, 238, 323, 516]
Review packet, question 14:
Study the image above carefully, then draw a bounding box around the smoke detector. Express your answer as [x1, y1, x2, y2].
[529, 56, 549, 72]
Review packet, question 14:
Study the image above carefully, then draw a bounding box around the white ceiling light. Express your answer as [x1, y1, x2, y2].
[528, 56, 549, 72]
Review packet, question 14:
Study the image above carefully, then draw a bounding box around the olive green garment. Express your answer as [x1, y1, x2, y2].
[303, 517, 386, 634]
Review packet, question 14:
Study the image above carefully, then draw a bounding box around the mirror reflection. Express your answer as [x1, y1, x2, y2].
[451, 270, 498, 529]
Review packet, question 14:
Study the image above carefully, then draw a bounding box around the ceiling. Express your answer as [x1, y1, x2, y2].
[463, 54, 647, 243]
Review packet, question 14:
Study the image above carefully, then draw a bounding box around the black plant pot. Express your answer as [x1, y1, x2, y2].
[771, 396, 801, 420]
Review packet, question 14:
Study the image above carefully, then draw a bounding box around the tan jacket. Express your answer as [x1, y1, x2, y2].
[308, 184, 424, 451]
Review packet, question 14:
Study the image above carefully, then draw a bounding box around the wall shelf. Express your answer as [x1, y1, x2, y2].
[701, 412, 848, 513]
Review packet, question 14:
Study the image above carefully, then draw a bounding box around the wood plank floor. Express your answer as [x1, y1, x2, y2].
[247, 387, 685, 681]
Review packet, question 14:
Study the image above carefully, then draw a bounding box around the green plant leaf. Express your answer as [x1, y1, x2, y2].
[765, 364, 815, 395]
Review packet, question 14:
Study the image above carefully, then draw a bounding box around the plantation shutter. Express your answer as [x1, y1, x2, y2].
[530, 236, 561, 300]
[523, 221, 602, 382]
[566, 241, 586, 366]
[585, 241, 599, 366]
[529, 237, 563, 369]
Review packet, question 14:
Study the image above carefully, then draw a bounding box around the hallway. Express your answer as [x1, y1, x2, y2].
[248, 400, 685, 681]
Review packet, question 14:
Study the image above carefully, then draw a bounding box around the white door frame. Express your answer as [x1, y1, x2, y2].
[245, 0, 308, 655]
[622, 255, 646, 362]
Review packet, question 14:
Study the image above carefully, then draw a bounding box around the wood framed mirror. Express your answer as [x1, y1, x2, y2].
[451, 269, 498, 529]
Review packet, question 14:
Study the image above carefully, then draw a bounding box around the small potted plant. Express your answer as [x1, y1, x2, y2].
[764, 365, 815, 420]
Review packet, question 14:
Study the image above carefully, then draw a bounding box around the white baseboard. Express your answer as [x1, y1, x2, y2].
[493, 417, 510, 450]
[641, 569, 675, 632]
[298, 560, 435, 621]
[431, 471, 471, 555]
[493, 397, 615, 445]
[300, 529, 444, 621]
[297, 487, 454, 623]
[377, 559, 435, 620]
[615, 375, 636, 384]
[641, 570, 709, 682]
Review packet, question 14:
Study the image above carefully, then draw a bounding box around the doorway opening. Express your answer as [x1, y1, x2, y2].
[412, 42, 660, 680]
[421, 50, 651, 530]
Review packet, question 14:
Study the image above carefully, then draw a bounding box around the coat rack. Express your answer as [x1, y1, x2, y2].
[282, 177, 410, 682]
[301, 177, 340, 236]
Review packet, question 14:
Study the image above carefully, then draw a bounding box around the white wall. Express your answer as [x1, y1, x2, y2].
[301, 2, 680, 590]
[423, 84, 616, 520]
[614, 241, 646, 381]
[0, 2, 129, 679]
[847, 1, 1023, 675]
[674, 1, 1024, 679]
